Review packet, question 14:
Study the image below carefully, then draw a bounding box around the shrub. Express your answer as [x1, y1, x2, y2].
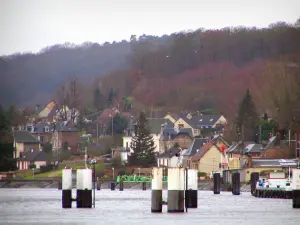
[118, 170, 126, 176]
[103, 175, 110, 179]
[29, 164, 36, 169]
[39, 165, 55, 173]
[198, 171, 206, 177]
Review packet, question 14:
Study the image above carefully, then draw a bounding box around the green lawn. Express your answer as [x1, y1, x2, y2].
[23, 161, 104, 179]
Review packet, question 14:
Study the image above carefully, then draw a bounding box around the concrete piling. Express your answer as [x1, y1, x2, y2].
[62, 169, 72, 208]
[76, 169, 92, 208]
[232, 172, 240, 195]
[96, 177, 101, 190]
[119, 181, 124, 191]
[292, 168, 300, 208]
[250, 172, 259, 195]
[151, 167, 163, 213]
[185, 169, 198, 208]
[110, 182, 115, 191]
[167, 168, 185, 213]
[142, 182, 147, 191]
[213, 173, 220, 194]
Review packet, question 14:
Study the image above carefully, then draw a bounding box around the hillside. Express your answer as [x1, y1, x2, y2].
[98, 22, 300, 120]
[1, 22, 300, 121]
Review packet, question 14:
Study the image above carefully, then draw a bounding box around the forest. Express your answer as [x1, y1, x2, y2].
[1, 20, 300, 132]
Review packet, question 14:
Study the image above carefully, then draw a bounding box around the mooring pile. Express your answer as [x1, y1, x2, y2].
[61, 168, 93, 208]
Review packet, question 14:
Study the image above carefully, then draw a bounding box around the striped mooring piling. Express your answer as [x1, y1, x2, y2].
[292, 168, 300, 208]
[167, 168, 185, 213]
[250, 172, 259, 195]
[119, 181, 124, 191]
[232, 172, 240, 195]
[185, 169, 198, 208]
[213, 173, 221, 194]
[151, 167, 163, 213]
[76, 169, 93, 208]
[142, 182, 147, 191]
[62, 169, 72, 208]
[96, 177, 101, 190]
[110, 182, 115, 191]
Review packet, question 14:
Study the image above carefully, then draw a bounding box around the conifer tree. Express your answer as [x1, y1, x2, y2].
[236, 89, 259, 141]
[129, 112, 156, 167]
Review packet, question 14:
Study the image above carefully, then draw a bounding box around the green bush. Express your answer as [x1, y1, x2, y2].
[118, 170, 126, 176]
[198, 171, 206, 177]
[29, 164, 36, 169]
[39, 165, 55, 173]
[103, 175, 110, 179]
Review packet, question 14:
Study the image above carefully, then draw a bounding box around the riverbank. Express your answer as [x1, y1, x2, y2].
[0, 180, 251, 191]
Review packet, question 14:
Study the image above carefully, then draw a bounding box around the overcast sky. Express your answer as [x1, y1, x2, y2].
[0, 0, 299, 56]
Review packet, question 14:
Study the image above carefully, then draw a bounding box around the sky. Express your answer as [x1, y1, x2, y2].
[0, 0, 299, 56]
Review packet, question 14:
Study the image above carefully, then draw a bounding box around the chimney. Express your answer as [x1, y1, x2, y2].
[247, 155, 252, 168]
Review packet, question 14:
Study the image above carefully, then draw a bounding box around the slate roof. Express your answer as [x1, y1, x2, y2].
[147, 118, 174, 134]
[181, 114, 224, 128]
[227, 141, 255, 154]
[184, 138, 209, 156]
[13, 131, 40, 143]
[264, 136, 288, 150]
[160, 127, 193, 140]
[52, 121, 78, 132]
[157, 147, 181, 158]
[251, 159, 298, 168]
[244, 144, 263, 154]
[19, 150, 49, 162]
[190, 142, 218, 162]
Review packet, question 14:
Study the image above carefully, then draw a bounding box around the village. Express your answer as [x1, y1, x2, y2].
[1, 94, 300, 187]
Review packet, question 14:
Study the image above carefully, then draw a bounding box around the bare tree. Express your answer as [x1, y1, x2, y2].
[56, 84, 69, 121]
[68, 77, 81, 123]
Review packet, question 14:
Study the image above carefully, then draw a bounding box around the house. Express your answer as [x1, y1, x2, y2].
[123, 118, 174, 153]
[159, 127, 193, 153]
[52, 121, 79, 153]
[164, 112, 181, 123]
[157, 147, 183, 167]
[13, 131, 40, 159]
[35, 100, 57, 123]
[227, 141, 256, 158]
[172, 112, 227, 137]
[23, 122, 53, 144]
[190, 142, 227, 174]
[18, 149, 49, 170]
[111, 147, 130, 164]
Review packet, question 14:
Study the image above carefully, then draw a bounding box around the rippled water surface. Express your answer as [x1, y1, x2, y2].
[0, 189, 299, 225]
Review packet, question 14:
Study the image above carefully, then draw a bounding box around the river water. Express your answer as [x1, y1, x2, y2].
[0, 189, 299, 225]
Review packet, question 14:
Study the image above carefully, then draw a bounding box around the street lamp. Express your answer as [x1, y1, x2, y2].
[112, 167, 115, 180]
[138, 168, 140, 177]
[32, 168, 35, 180]
[89, 159, 97, 208]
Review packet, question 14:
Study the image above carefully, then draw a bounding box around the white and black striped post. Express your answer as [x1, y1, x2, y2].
[76, 169, 93, 208]
[292, 168, 300, 208]
[167, 168, 185, 213]
[62, 169, 72, 208]
[185, 169, 198, 208]
[151, 167, 163, 213]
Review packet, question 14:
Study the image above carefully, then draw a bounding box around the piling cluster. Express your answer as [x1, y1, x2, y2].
[61, 168, 93, 209]
[292, 169, 300, 208]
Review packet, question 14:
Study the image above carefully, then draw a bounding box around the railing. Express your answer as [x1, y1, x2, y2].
[116, 175, 168, 183]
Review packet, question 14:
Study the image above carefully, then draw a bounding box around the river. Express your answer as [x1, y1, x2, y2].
[0, 189, 299, 225]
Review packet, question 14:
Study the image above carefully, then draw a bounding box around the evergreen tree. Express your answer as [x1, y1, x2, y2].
[93, 87, 104, 111]
[107, 88, 115, 107]
[236, 89, 259, 142]
[129, 112, 156, 167]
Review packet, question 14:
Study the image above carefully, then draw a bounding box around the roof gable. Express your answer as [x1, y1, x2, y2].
[13, 131, 40, 143]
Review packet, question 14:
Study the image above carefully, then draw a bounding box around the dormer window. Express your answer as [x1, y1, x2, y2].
[199, 119, 203, 122]
[26, 126, 32, 132]
[210, 119, 214, 122]
[45, 126, 49, 132]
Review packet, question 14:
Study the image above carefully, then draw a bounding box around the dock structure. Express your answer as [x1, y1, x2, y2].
[252, 171, 293, 199]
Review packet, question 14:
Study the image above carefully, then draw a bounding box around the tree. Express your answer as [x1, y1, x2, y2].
[129, 112, 156, 167]
[236, 89, 259, 142]
[93, 86, 105, 111]
[0, 142, 17, 172]
[107, 88, 115, 107]
[111, 155, 122, 168]
[122, 96, 132, 111]
[107, 114, 128, 135]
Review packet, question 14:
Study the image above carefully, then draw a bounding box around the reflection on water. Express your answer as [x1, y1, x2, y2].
[0, 189, 299, 225]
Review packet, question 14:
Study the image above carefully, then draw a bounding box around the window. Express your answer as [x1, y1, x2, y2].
[45, 126, 49, 132]
[27, 126, 32, 132]
[40, 136, 44, 142]
[178, 124, 184, 129]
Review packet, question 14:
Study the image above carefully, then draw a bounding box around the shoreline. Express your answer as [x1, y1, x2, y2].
[0, 180, 251, 191]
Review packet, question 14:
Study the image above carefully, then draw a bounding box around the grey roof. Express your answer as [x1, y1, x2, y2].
[182, 114, 223, 128]
[157, 148, 181, 158]
[52, 121, 78, 132]
[19, 150, 49, 162]
[251, 159, 298, 168]
[184, 138, 209, 156]
[160, 127, 193, 140]
[244, 144, 263, 154]
[227, 141, 255, 154]
[168, 113, 181, 121]
[264, 136, 288, 150]
[147, 118, 174, 134]
[13, 131, 40, 143]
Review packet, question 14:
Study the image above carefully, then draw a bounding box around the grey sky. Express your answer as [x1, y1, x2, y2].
[0, 0, 299, 56]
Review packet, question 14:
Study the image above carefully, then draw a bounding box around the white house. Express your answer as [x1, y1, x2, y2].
[157, 147, 187, 167]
